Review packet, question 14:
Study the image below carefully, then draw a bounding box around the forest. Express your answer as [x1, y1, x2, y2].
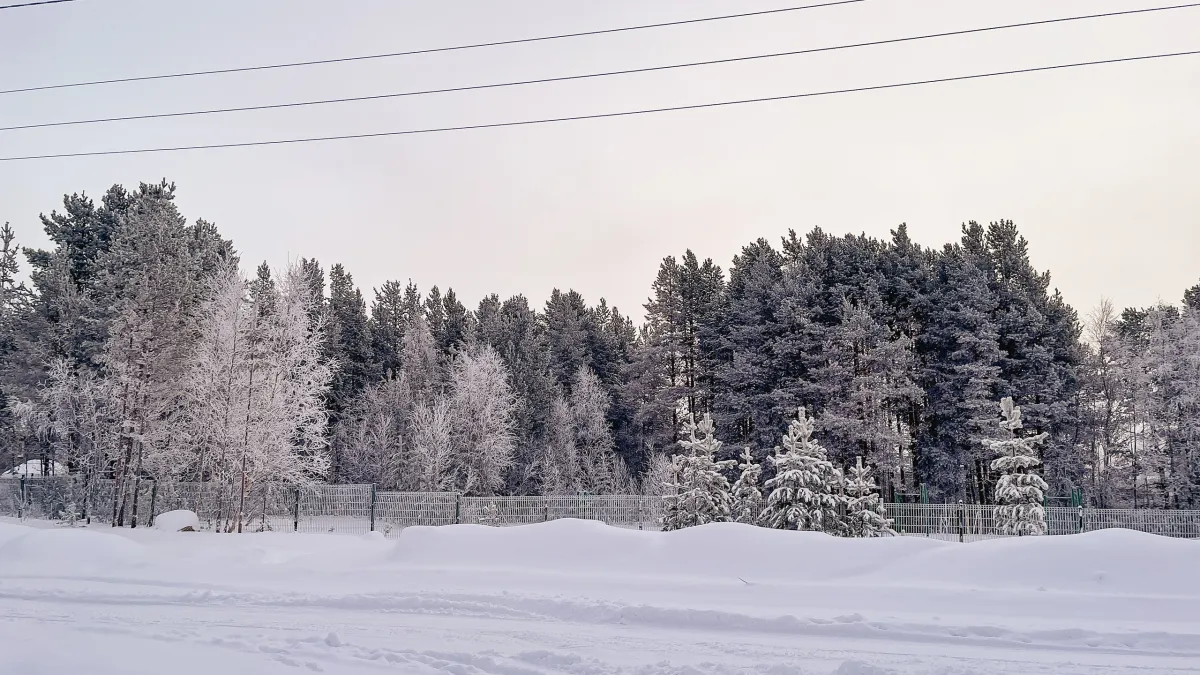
[1, 180, 1197, 509]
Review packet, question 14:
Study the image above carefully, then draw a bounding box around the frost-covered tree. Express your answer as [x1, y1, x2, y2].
[987, 397, 1049, 536]
[539, 396, 577, 495]
[334, 375, 412, 490]
[401, 313, 443, 403]
[411, 396, 455, 492]
[173, 262, 332, 531]
[447, 345, 517, 496]
[639, 451, 674, 497]
[761, 407, 843, 533]
[729, 447, 764, 525]
[35, 360, 119, 521]
[99, 188, 217, 527]
[661, 414, 735, 531]
[843, 456, 894, 537]
[539, 366, 629, 495]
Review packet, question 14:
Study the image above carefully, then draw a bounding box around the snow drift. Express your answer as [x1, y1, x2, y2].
[390, 518, 1200, 596]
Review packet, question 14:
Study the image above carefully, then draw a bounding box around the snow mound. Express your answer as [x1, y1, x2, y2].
[392, 519, 1200, 595]
[154, 509, 200, 532]
[393, 518, 945, 582]
[873, 527, 1200, 596]
[0, 526, 148, 572]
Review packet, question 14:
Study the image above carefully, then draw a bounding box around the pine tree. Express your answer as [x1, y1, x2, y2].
[816, 295, 921, 481]
[918, 243, 1003, 502]
[987, 397, 1049, 536]
[729, 447, 764, 525]
[661, 414, 735, 530]
[761, 407, 842, 532]
[711, 239, 788, 450]
[843, 456, 894, 537]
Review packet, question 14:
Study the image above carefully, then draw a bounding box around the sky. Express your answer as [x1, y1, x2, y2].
[1, 0, 1198, 322]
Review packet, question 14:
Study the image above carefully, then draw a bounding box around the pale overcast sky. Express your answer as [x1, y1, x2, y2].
[1, 0, 1197, 320]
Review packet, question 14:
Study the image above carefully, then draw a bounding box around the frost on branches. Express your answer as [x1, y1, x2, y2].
[843, 456, 894, 537]
[661, 414, 736, 531]
[761, 407, 842, 533]
[730, 448, 764, 525]
[986, 397, 1049, 536]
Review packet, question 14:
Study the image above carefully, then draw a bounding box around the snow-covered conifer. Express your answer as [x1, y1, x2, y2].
[843, 456, 894, 537]
[761, 407, 842, 533]
[661, 414, 735, 531]
[729, 447, 764, 525]
[987, 397, 1049, 535]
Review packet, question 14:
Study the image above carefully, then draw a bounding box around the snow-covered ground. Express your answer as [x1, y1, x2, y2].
[1, 517, 1197, 675]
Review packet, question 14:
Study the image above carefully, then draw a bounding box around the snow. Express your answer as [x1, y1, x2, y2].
[154, 509, 201, 532]
[0, 459, 69, 478]
[0, 517, 1197, 674]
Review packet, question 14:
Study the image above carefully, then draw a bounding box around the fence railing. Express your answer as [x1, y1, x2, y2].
[4, 477, 1199, 539]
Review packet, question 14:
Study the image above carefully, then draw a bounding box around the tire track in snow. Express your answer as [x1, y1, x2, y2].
[2, 581, 1198, 659]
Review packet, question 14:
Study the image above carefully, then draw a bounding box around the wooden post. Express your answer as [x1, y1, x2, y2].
[293, 487, 301, 532]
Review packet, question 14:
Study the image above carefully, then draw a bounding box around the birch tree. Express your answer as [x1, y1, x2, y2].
[447, 345, 516, 496]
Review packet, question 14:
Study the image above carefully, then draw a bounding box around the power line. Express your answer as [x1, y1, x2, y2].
[0, 0, 80, 9]
[2, 49, 1196, 163]
[0, 0, 868, 96]
[2, 49, 1190, 162]
[6, 3, 1196, 132]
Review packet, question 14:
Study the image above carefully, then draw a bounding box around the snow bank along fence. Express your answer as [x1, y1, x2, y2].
[4, 477, 1200, 539]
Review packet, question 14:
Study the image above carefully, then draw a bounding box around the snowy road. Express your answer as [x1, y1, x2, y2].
[2, 519, 1198, 675]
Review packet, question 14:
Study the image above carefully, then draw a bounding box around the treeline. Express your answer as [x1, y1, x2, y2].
[1, 181, 1197, 508]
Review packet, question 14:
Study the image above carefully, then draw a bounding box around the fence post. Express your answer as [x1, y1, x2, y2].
[369, 484, 377, 532]
[293, 487, 300, 532]
[957, 500, 964, 543]
[454, 493, 461, 524]
[1077, 505, 1084, 534]
[148, 481, 158, 527]
[18, 476, 26, 520]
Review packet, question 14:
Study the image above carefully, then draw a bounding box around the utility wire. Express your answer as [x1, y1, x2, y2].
[1, 0, 867, 95]
[0, 0, 80, 9]
[3, 49, 1195, 163]
[5, 3, 1196, 132]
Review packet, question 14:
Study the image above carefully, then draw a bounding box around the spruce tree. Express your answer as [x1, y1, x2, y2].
[661, 414, 735, 531]
[729, 447, 764, 525]
[369, 280, 409, 379]
[326, 264, 372, 408]
[987, 397, 1049, 536]
[843, 456, 894, 537]
[761, 407, 842, 533]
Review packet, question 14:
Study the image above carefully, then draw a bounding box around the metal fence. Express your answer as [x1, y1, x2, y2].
[886, 503, 1200, 540]
[4, 477, 1199, 539]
